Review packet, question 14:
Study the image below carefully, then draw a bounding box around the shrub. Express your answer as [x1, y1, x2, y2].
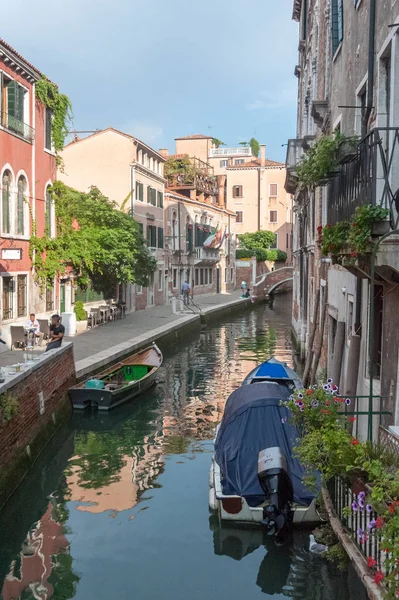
[74, 301, 87, 321]
[0, 392, 19, 424]
[235, 248, 287, 262]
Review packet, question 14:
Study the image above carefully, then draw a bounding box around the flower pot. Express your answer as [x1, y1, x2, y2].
[75, 320, 88, 334]
[371, 220, 391, 236]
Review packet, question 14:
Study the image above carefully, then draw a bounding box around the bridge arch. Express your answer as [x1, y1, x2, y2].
[266, 277, 293, 296]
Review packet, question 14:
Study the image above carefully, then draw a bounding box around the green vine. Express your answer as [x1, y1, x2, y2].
[35, 76, 72, 156]
[297, 132, 358, 188]
[0, 392, 19, 424]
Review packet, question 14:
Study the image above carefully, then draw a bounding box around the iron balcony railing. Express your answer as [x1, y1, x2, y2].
[327, 127, 399, 227]
[1, 111, 35, 142]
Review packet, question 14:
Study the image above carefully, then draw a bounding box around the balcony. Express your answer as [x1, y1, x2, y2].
[194, 247, 220, 264]
[327, 128, 399, 228]
[1, 111, 34, 142]
[167, 172, 218, 196]
[284, 139, 304, 194]
[209, 147, 252, 157]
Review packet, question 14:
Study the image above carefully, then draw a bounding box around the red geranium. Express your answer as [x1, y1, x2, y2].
[374, 571, 384, 585]
[367, 556, 377, 568]
[306, 389, 313, 396]
[348, 417, 356, 422]
[351, 438, 359, 445]
[375, 517, 384, 529]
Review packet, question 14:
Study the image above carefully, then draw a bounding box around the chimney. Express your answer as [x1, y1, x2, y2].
[260, 144, 266, 166]
[159, 148, 169, 158]
[217, 175, 227, 208]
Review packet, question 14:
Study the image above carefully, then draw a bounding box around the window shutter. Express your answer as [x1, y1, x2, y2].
[157, 227, 164, 248]
[146, 225, 150, 245]
[45, 108, 52, 149]
[7, 80, 17, 117]
[147, 186, 151, 203]
[17, 84, 24, 121]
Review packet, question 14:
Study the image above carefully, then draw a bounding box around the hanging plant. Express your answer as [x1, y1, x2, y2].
[35, 76, 72, 155]
[348, 205, 390, 255]
[297, 132, 358, 189]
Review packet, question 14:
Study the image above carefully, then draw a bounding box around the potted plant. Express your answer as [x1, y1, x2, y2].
[74, 301, 88, 333]
[337, 137, 359, 164]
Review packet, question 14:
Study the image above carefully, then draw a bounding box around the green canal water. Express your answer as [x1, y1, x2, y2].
[0, 296, 367, 600]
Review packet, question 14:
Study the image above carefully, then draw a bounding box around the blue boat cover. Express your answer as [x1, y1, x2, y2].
[255, 362, 289, 379]
[215, 383, 317, 507]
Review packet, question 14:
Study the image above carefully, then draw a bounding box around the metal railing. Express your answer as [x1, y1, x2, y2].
[209, 147, 252, 157]
[1, 111, 35, 142]
[167, 173, 217, 195]
[327, 476, 385, 572]
[195, 247, 220, 262]
[327, 127, 399, 227]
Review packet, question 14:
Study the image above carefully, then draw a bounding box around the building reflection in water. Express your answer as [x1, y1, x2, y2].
[1, 498, 77, 600]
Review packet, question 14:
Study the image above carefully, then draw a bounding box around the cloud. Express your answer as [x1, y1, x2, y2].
[123, 121, 163, 145]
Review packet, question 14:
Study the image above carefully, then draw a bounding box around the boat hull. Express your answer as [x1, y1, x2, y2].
[209, 457, 320, 525]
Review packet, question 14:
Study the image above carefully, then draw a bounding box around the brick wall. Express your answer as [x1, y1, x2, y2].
[0, 344, 75, 507]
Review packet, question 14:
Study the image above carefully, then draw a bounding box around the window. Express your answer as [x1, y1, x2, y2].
[136, 181, 144, 201]
[158, 269, 163, 291]
[147, 186, 156, 206]
[2, 78, 27, 136]
[45, 187, 52, 235]
[270, 234, 278, 249]
[205, 269, 208, 285]
[220, 160, 228, 168]
[200, 268, 204, 285]
[235, 159, 244, 165]
[136, 284, 143, 294]
[209, 269, 213, 285]
[332, 0, 343, 55]
[231, 267, 234, 283]
[236, 211, 243, 223]
[2, 276, 14, 320]
[347, 296, 354, 342]
[46, 283, 54, 311]
[157, 191, 164, 208]
[137, 222, 144, 237]
[371, 285, 383, 379]
[195, 268, 199, 286]
[232, 185, 243, 198]
[157, 227, 164, 248]
[45, 107, 52, 151]
[147, 225, 157, 247]
[17, 176, 26, 235]
[17, 274, 27, 317]
[2, 171, 11, 234]
[186, 223, 193, 252]
[270, 210, 278, 223]
[286, 233, 289, 249]
[269, 183, 278, 197]
[173, 268, 177, 289]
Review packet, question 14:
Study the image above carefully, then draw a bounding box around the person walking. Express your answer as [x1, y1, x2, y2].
[241, 281, 247, 297]
[182, 280, 190, 306]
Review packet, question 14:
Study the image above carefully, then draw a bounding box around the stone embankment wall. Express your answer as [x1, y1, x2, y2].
[0, 344, 75, 508]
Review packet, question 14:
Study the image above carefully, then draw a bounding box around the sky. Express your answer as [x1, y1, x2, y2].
[3, 0, 299, 163]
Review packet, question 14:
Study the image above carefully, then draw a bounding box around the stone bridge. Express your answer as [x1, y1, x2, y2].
[253, 266, 294, 298]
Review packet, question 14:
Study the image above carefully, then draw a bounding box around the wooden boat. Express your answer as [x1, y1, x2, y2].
[69, 343, 163, 411]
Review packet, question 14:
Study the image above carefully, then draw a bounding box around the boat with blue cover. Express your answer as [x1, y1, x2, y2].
[209, 360, 319, 536]
[242, 357, 302, 390]
[69, 343, 163, 411]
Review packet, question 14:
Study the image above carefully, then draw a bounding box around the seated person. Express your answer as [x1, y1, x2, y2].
[45, 315, 65, 352]
[25, 313, 44, 346]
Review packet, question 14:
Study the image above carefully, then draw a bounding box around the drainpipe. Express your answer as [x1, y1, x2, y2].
[363, 0, 376, 134]
[368, 229, 399, 440]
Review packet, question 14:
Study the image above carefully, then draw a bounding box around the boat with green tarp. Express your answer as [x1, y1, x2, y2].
[69, 343, 163, 410]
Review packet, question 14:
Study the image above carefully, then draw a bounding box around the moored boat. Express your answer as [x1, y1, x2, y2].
[69, 343, 163, 411]
[242, 357, 302, 390]
[209, 377, 320, 537]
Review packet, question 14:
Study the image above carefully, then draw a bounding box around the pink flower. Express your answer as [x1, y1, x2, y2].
[374, 571, 384, 585]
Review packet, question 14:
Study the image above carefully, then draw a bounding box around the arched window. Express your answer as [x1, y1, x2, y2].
[17, 176, 26, 235]
[2, 170, 11, 234]
[45, 186, 52, 235]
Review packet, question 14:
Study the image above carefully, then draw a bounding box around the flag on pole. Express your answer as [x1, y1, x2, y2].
[203, 225, 219, 248]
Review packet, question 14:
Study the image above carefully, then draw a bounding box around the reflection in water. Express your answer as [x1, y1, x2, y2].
[0, 297, 366, 599]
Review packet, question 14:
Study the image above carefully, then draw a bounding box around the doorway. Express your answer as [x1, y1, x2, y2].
[60, 282, 66, 313]
[147, 273, 154, 306]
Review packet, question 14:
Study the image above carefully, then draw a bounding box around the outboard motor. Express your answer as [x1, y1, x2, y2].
[258, 447, 294, 537]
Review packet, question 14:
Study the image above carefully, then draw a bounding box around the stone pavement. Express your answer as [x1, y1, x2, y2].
[0, 293, 245, 373]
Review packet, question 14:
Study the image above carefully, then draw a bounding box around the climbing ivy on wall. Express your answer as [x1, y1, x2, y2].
[35, 76, 72, 154]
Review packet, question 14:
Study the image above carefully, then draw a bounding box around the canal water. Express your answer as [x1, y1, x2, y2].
[0, 296, 367, 600]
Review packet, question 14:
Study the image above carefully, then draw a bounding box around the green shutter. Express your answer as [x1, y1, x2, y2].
[157, 191, 164, 208]
[140, 183, 143, 201]
[157, 227, 164, 248]
[7, 81, 17, 117]
[147, 186, 151, 203]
